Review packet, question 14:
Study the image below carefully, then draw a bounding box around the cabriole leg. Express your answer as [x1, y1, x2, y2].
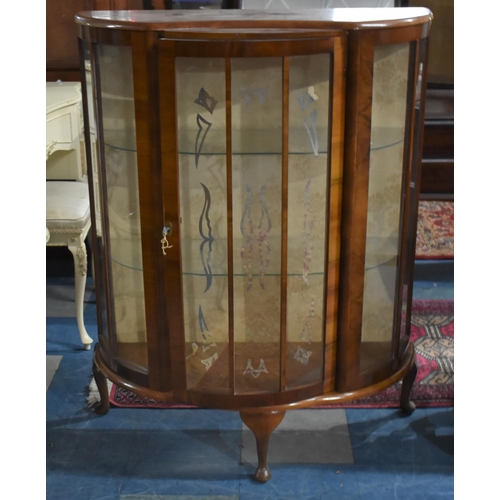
[92, 354, 110, 415]
[400, 359, 417, 415]
[240, 410, 286, 483]
[68, 241, 93, 350]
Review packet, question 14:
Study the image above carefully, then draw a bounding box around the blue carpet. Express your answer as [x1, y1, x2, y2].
[46, 261, 453, 499]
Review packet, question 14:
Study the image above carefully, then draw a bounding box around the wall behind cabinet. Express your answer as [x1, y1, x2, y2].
[46, 0, 144, 81]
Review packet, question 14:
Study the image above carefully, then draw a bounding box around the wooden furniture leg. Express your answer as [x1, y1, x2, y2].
[92, 354, 110, 415]
[240, 410, 286, 483]
[400, 359, 417, 415]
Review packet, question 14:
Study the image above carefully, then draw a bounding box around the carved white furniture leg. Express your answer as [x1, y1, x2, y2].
[46, 181, 93, 350]
[68, 236, 93, 349]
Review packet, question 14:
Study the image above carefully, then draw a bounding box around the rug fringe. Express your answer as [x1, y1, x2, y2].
[87, 377, 113, 407]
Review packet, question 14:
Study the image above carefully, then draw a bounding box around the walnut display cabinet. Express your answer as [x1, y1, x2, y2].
[77, 8, 432, 482]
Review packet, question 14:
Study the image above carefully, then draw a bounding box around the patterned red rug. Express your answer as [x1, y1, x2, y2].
[415, 201, 454, 259]
[106, 300, 454, 409]
[329, 300, 454, 408]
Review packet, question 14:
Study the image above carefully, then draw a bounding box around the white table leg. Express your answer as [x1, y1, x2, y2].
[68, 242, 93, 350]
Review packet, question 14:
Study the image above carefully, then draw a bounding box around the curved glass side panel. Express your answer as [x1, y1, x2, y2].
[400, 42, 428, 354]
[360, 43, 410, 373]
[81, 40, 109, 342]
[97, 44, 148, 370]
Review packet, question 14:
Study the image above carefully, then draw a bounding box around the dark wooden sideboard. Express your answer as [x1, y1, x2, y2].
[405, 0, 453, 199]
[419, 88, 454, 200]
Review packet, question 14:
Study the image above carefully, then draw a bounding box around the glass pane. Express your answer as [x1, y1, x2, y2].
[232, 57, 282, 394]
[231, 58, 284, 156]
[360, 43, 410, 373]
[400, 43, 426, 354]
[98, 44, 148, 370]
[82, 41, 109, 340]
[286, 54, 330, 389]
[176, 57, 230, 392]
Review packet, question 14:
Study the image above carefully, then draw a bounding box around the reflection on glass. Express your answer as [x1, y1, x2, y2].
[400, 44, 426, 354]
[98, 44, 148, 369]
[241, 0, 396, 8]
[360, 43, 409, 372]
[232, 57, 282, 394]
[172, 0, 225, 8]
[176, 58, 230, 392]
[286, 54, 330, 389]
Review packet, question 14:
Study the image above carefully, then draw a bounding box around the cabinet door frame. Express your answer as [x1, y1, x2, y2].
[158, 32, 345, 408]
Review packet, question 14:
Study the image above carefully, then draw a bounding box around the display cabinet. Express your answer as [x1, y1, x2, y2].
[77, 7, 432, 482]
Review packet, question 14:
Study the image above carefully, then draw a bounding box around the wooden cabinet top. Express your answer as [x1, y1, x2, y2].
[75, 8, 432, 32]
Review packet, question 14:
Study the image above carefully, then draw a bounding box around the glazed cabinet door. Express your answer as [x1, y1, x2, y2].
[337, 25, 429, 392]
[158, 34, 345, 407]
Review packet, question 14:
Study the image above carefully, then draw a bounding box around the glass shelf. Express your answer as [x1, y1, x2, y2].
[111, 236, 330, 274]
[103, 129, 138, 153]
[103, 126, 404, 154]
[110, 235, 396, 274]
[370, 127, 405, 151]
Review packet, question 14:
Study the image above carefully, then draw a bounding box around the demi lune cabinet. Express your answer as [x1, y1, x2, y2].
[77, 8, 432, 482]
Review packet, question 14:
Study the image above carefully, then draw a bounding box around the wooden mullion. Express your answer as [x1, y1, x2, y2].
[158, 39, 187, 399]
[335, 32, 375, 392]
[225, 57, 235, 393]
[323, 36, 346, 393]
[131, 31, 167, 391]
[279, 56, 290, 392]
